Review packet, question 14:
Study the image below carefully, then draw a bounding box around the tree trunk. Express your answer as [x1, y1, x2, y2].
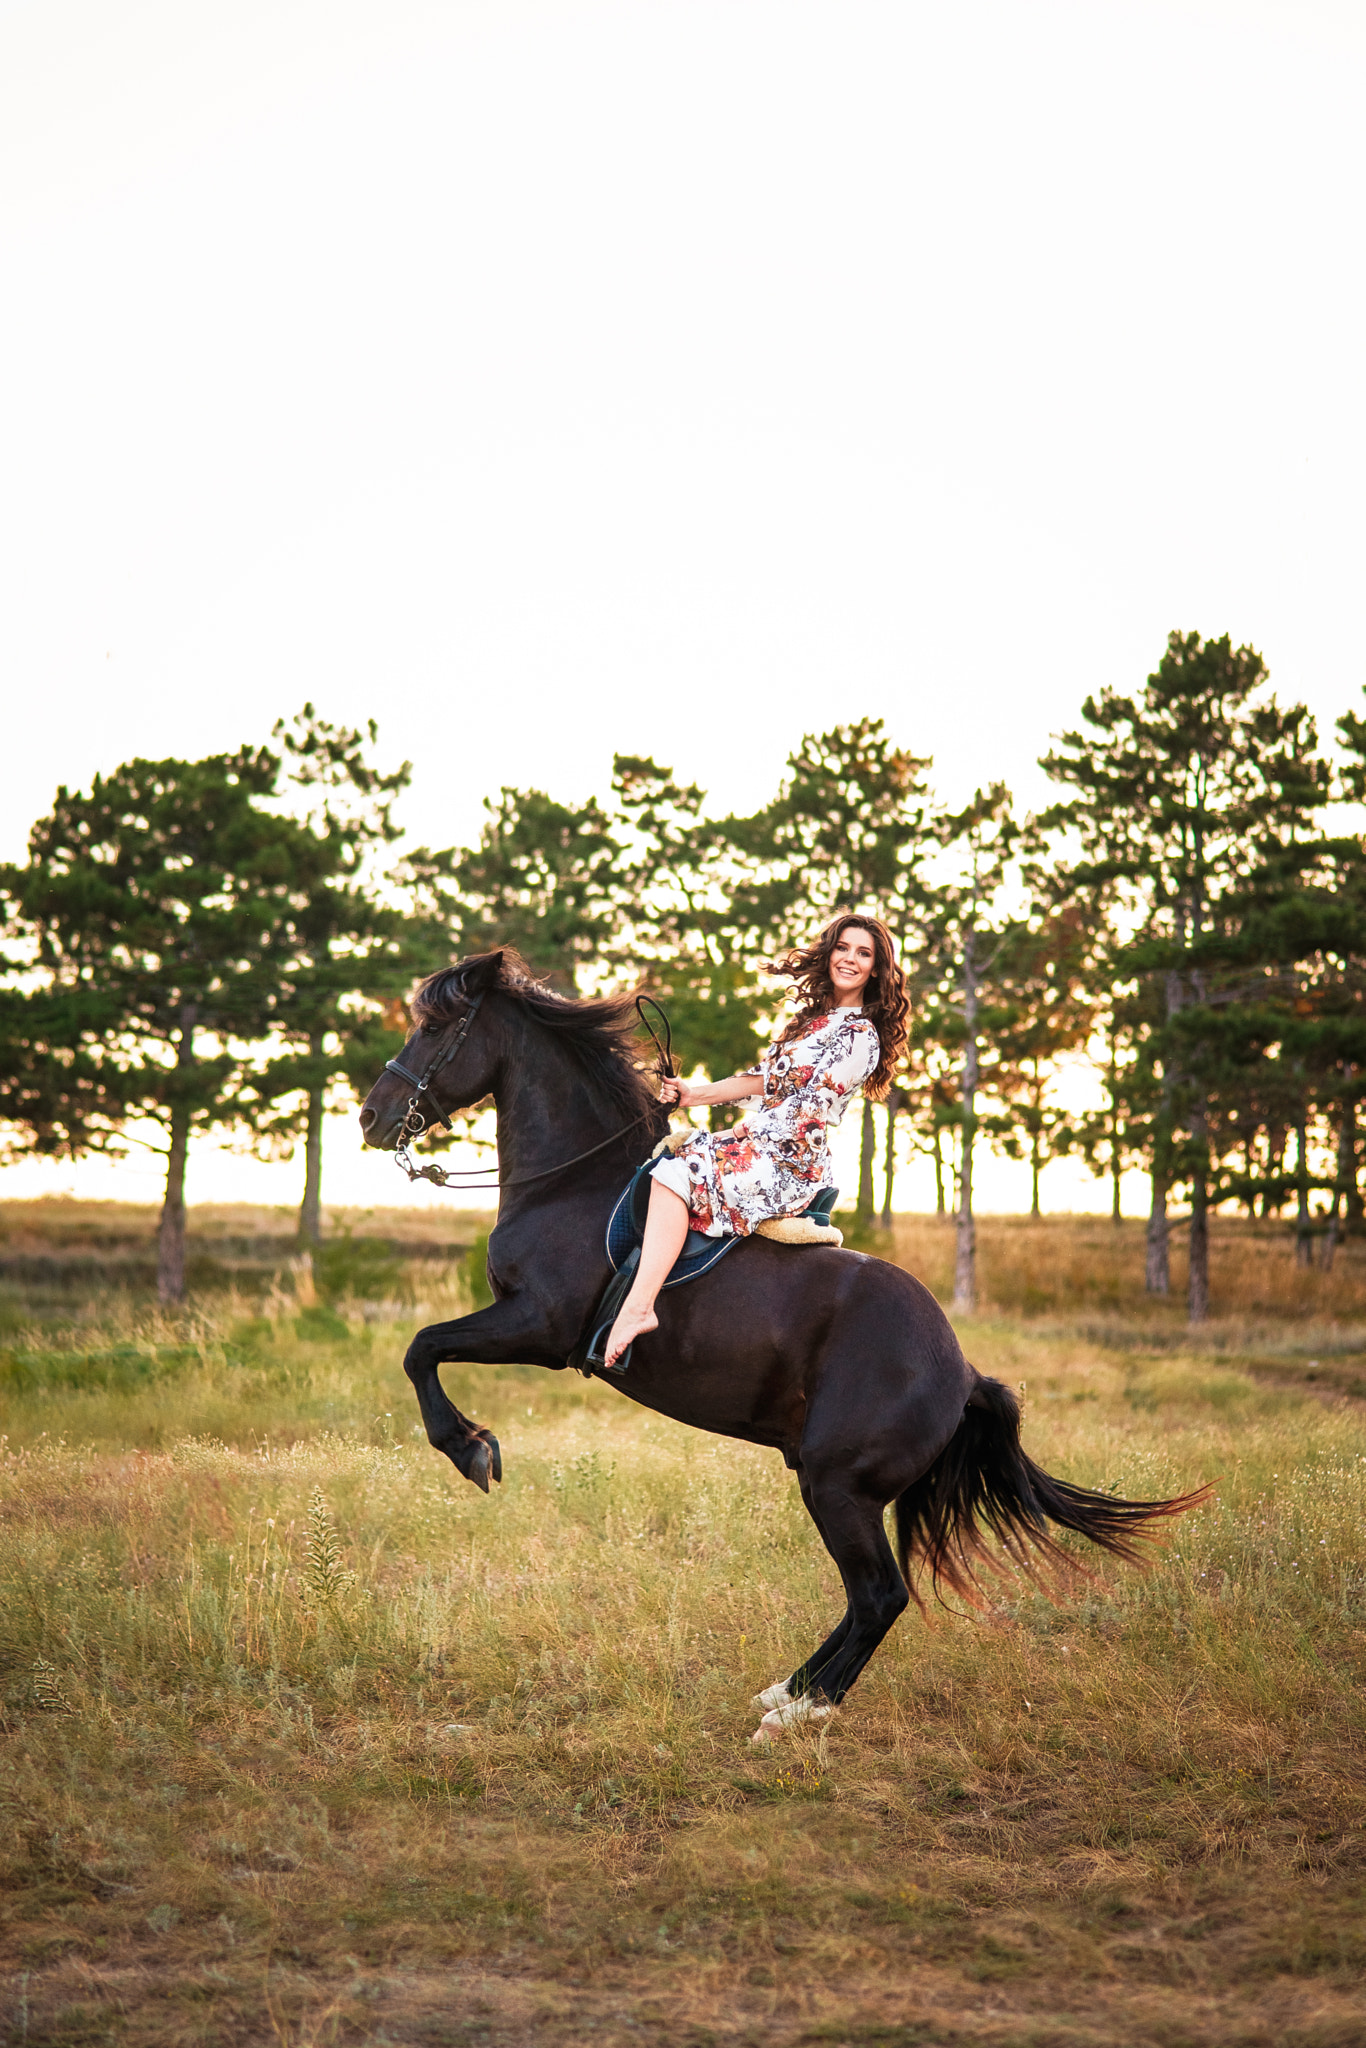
[299, 1058, 325, 1245]
[1322, 1079, 1356, 1271]
[1346, 1085, 1363, 1227]
[1108, 1037, 1122, 1225]
[856, 1098, 876, 1224]
[1294, 1111, 1314, 1268]
[157, 1002, 198, 1305]
[1145, 1162, 1170, 1294]
[955, 1116, 977, 1310]
[1147, 972, 1184, 1293]
[880, 1091, 900, 1230]
[1027, 1060, 1043, 1220]
[157, 1107, 191, 1304]
[1187, 1104, 1209, 1323]
[933, 1125, 945, 1217]
[954, 940, 980, 1312]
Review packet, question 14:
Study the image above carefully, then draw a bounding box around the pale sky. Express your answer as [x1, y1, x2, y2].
[3, 0, 1364, 1217]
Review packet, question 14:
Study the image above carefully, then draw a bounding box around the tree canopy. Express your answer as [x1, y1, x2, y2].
[0, 750, 325, 1298]
[4, 641, 1365, 1327]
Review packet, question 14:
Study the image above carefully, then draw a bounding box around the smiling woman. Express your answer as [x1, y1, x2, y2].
[603, 912, 910, 1368]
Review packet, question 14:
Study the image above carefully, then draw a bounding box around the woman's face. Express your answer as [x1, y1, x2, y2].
[829, 926, 877, 1003]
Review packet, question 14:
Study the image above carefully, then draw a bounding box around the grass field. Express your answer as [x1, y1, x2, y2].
[2, 1199, 1365, 2047]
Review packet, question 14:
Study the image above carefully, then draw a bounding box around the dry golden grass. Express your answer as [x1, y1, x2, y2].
[885, 1208, 1366, 1328]
[0, 1200, 493, 1330]
[1, 1199, 1365, 2046]
[0, 1199, 493, 1250]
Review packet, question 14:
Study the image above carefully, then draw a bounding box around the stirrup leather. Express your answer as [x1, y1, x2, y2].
[573, 1249, 640, 1377]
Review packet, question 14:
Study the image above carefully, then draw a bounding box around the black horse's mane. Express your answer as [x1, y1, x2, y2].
[411, 951, 664, 1134]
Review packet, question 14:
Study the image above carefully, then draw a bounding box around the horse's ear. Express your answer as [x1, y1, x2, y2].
[458, 950, 504, 996]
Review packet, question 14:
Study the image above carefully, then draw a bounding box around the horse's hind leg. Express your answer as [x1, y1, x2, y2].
[754, 1474, 855, 1712]
[806, 1487, 909, 1703]
[755, 1475, 908, 1734]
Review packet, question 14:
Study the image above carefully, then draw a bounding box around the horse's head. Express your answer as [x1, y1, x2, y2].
[359, 950, 505, 1149]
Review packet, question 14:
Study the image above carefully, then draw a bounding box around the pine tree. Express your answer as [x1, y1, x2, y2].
[408, 787, 620, 991]
[1202, 762, 1366, 1267]
[0, 751, 323, 1300]
[1041, 632, 1331, 1321]
[987, 909, 1094, 1218]
[896, 1026, 960, 1220]
[607, 755, 767, 1097]
[918, 785, 1022, 1309]
[1066, 993, 1157, 1226]
[252, 706, 417, 1244]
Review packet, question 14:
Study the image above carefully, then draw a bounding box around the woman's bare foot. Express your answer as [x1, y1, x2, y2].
[604, 1299, 659, 1369]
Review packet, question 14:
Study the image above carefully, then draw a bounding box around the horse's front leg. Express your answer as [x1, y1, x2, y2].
[403, 1297, 557, 1491]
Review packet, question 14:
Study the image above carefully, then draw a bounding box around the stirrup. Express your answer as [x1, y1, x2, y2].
[580, 1252, 639, 1377]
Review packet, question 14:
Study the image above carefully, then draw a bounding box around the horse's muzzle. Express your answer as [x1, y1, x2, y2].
[358, 1101, 402, 1150]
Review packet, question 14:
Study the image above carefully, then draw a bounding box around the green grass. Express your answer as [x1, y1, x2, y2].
[1, 1201, 1365, 2045]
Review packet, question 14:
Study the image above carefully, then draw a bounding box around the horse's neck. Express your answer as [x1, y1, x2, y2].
[490, 1012, 643, 1216]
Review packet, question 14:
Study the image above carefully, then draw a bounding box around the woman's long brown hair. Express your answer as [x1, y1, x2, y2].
[771, 912, 909, 1100]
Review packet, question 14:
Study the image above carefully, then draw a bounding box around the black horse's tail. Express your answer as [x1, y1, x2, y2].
[893, 1371, 1212, 1612]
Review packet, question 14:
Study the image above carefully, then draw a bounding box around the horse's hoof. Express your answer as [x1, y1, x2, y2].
[749, 1698, 832, 1744]
[752, 1679, 792, 1713]
[456, 1438, 492, 1492]
[446, 1428, 502, 1493]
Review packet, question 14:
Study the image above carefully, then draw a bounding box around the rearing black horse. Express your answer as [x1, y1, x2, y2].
[360, 951, 1206, 1727]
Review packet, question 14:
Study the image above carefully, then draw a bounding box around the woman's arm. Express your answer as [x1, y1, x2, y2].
[659, 1070, 762, 1111]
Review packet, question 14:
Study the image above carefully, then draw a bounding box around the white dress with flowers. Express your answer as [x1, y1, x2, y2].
[649, 1006, 879, 1238]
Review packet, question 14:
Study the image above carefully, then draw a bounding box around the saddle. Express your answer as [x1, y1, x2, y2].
[570, 1159, 841, 1379]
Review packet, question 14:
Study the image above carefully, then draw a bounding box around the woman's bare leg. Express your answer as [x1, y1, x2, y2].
[604, 1181, 690, 1367]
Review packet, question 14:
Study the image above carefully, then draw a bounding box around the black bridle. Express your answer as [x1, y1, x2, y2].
[387, 987, 676, 1193]
[385, 990, 487, 1134]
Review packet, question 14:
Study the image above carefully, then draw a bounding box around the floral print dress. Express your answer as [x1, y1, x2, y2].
[649, 1006, 880, 1238]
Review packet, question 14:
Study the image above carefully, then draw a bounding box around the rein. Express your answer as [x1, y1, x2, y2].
[389, 989, 677, 1194]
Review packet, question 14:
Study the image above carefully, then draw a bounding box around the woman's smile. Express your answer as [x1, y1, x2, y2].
[829, 927, 876, 1002]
